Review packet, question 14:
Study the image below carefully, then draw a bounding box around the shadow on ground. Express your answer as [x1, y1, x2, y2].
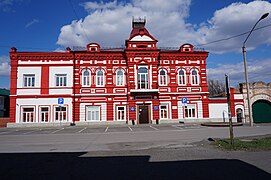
[0, 152, 270, 180]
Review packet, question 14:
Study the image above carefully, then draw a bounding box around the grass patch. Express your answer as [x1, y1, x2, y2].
[214, 136, 271, 151]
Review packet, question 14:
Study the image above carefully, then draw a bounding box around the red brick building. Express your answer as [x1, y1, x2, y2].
[9, 18, 244, 126]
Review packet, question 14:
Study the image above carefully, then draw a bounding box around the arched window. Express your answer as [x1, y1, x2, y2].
[178, 69, 186, 85]
[96, 69, 104, 86]
[116, 69, 124, 86]
[138, 67, 148, 89]
[82, 69, 90, 86]
[191, 69, 199, 85]
[159, 69, 167, 86]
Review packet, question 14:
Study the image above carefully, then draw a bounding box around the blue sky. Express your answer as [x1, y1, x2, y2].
[0, 0, 271, 89]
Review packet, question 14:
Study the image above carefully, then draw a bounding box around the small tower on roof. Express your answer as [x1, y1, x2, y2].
[126, 17, 157, 49]
[132, 17, 146, 28]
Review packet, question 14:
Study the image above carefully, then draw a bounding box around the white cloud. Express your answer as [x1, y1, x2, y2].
[57, 0, 271, 53]
[56, 0, 271, 86]
[197, 1, 271, 53]
[0, 0, 23, 12]
[25, 19, 39, 28]
[207, 58, 271, 86]
[0, 56, 10, 76]
[57, 0, 195, 48]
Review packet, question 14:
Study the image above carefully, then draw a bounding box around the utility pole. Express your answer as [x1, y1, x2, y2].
[225, 74, 234, 145]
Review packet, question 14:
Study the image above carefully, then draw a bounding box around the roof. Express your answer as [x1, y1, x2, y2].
[0, 89, 10, 96]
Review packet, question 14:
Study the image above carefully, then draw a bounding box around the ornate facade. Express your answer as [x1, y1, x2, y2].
[9, 19, 244, 126]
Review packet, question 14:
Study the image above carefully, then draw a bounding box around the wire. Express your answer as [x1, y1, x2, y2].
[1, 19, 271, 51]
[68, 0, 91, 43]
[196, 23, 271, 46]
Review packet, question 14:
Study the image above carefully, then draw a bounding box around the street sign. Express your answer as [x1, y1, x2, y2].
[154, 106, 159, 110]
[130, 107, 135, 111]
[58, 98, 64, 105]
[182, 97, 188, 104]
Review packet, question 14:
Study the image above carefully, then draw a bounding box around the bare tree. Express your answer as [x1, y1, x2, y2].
[208, 80, 226, 97]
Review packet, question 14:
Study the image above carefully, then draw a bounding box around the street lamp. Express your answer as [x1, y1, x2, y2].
[242, 13, 269, 127]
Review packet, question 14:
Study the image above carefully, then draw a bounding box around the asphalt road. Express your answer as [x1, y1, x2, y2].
[0, 124, 270, 179]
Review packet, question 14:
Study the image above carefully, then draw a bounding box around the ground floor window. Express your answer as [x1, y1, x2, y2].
[86, 106, 100, 121]
[160, 104, 168, 119]
[117, 106, 125, 120]
[184, 104, 196, 118]
[55, 106, 67, 121]
[22, 107, 35, 122]
[40, 107, 49, 122]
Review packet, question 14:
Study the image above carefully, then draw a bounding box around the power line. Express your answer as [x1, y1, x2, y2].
[196, 23, 271, 46]
[68, 0, 91, 43]
[1, 20, 271, 51]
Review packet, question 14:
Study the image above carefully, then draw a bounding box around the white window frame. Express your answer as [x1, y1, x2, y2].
[96, 69, 105, 87]
[23, 74, 35, 87]
[178, 69, 186, 85]
[159, 69, 167, 86]
[116, 69, 124, 86]
[55, 74, 67, 87]
[55, 106, 67, 121]
[82, 69, 91, 87]
[184, 104, 197, 118]
[40, 106, 49, 123]
[160, 104, 168, 119]
[86, 106, 100, 121]
[191, 69, 199, 85]
[21, 107, 35, 123]
[138, 66, 149, 89]
[116, 106, 126, 121]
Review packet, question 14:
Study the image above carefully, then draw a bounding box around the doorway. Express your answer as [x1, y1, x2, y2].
[138, 105, 149, 124]
[252, 100, 271, 123]
[236, 108, 243, 123]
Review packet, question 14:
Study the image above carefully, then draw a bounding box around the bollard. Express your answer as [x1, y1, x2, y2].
[156, 119, 159, 125]
[132, 120, 135, 125]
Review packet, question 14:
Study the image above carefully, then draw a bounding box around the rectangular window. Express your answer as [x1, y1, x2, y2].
[40, 107, 49, 122]
[86, 106, 100, 121]
[23, 74, 35, 87]
[117, 75, 124, 86]
[184, 105, 196, 118]
[22, 107, 34, 122]
[55, 74, 67, 87]
[55, 106, 67, 121]
[138, 67, 148, 89]
[117, 106, 125, 120]
[160, 104, 168, 119]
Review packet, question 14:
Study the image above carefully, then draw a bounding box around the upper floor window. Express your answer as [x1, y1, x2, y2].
[159, 69, 167, 86]
[138, 67, 148, 89]
[178, 69, 186, 85]
[96, 69, 104, 86]
[23, 74, 35, 87]
[116, 69, 124, 86]
[82, 69, 91, 86]
[56, 74, 67, 87]
[191, 69, 199, 85]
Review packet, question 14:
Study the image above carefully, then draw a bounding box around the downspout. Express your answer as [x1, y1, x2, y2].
[69, 47, 76, 126]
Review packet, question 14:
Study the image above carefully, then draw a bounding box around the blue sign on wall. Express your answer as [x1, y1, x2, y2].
[182, 97, 188, 104]
[130, 107, 135, 111]
[154, 106, 159, 110]
[58, 98, 64, 105]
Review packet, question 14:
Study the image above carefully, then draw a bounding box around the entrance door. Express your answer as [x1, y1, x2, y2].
[138, 105, 149, 124]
